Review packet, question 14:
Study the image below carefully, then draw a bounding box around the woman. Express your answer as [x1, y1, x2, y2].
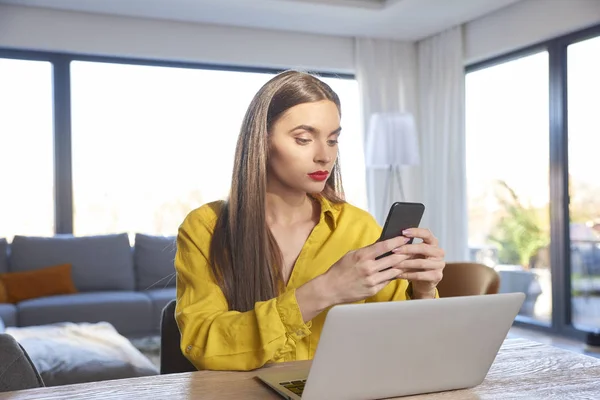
[174, 70, 445, 371]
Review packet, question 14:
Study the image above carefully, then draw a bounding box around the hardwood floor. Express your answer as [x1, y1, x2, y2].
[508, 325, 600, 359]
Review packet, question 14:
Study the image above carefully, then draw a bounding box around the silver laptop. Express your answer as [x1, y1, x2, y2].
[257, 292, 525, 400]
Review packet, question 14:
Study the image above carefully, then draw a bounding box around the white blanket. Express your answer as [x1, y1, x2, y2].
[6, 322, 158, 387]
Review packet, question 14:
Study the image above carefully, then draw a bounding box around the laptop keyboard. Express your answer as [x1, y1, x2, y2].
[280, 380, 306, 396]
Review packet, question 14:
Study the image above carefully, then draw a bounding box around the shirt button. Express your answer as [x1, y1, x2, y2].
[295, 330, 304, 336]
[186, 345, 192, 352]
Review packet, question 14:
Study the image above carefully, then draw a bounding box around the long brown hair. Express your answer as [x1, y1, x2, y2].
[209, 70, 345, 312]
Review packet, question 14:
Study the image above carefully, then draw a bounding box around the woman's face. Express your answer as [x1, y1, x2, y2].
[267, 100, 340, 195]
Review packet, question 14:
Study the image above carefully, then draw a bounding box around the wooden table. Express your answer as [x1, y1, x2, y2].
[2, 338, 600, 399]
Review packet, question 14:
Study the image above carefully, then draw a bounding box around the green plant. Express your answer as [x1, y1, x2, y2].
[488, 180, 550, 268]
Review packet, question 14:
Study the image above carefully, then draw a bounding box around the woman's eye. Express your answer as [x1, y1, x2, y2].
[327, 140, 339, 146]
[295, 138, 311, 145]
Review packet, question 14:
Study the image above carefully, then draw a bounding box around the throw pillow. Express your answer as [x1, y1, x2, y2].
[0, 280, 7, 303]
[0, 264, 78, 304]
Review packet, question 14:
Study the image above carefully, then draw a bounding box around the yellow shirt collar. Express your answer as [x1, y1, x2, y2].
[310, 193, 341, 229]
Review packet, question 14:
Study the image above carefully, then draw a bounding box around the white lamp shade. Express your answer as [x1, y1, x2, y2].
[365, 112, 420, 169]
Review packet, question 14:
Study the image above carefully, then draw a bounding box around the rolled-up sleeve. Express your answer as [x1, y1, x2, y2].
[174, 208, 311, 371]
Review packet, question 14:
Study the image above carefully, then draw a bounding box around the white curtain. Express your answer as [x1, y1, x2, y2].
[417, 26, 468, 262]
[354, 38, 421, 225]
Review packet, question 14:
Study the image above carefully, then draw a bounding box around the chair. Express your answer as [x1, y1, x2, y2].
[436, 262, 500, 298]
[160, 300, 197, 374]
[0, 334, 45, 393]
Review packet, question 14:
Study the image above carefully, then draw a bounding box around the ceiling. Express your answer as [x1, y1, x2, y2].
[0, 0, 523, 40]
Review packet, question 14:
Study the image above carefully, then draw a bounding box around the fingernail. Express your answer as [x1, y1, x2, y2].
[402, 229, 412, 236]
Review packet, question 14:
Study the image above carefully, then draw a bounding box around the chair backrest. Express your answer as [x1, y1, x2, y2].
[436, 262, 500, 298]
[0, 334, 45, 393]
[160, 299, 196, 374]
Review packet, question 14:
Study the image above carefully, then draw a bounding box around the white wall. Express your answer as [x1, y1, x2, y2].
[464, 0, 600, 65]
[0, 4, 355, 73]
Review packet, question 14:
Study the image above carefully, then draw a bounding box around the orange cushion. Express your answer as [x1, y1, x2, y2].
[0, 263, 78, 304]
[0, 279, 7, 303]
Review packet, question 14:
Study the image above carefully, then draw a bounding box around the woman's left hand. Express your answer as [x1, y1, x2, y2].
[391, 228, 445, 299]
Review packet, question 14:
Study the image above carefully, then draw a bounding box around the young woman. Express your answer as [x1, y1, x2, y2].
[174, 70, 445, 371]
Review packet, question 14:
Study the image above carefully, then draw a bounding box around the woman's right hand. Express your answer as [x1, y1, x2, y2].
[322, 235, 411, 304]
[295, 235, 410, 322]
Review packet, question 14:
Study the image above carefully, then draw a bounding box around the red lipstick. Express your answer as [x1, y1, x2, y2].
[308, 171, 329, 181]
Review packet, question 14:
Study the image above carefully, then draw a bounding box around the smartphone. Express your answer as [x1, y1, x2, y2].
[375, 202, 425, 260]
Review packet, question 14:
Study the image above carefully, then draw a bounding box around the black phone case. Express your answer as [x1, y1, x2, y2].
[376, 202, 425, 260]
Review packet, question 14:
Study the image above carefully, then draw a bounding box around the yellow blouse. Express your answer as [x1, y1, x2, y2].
[174, 195, 415, 371]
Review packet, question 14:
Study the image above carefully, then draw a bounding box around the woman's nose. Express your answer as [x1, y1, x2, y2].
[314, 144, 333, 164]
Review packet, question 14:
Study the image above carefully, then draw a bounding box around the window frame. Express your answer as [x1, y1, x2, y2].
[0, 48, 354, 237]
[466, 23, 600, 339]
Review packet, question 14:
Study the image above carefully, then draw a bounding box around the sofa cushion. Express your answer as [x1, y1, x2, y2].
[10, 234, 135, 291]
[134, 234, 176, 290]
[143, 288, 176, 331]
[17, 291, 153, 335]
[0, 279, 7, 303]
[0, 264, 78, 304]
[0, 303, 17, 327]
[0, 238, 7, 274]
[17, 292, 153, 337]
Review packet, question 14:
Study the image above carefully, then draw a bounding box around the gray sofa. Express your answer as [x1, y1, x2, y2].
[0, 233, 177, 338]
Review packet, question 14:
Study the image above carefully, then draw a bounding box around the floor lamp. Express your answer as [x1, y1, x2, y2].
[365, 112, 420, 224]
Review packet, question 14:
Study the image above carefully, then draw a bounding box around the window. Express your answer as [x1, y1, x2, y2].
[466, 51, 551, 324]
[70, 61, 366, 237]
[0, 58, 54, 242]
[321, 77, 367, 211]
[567, 35, 600, 331]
